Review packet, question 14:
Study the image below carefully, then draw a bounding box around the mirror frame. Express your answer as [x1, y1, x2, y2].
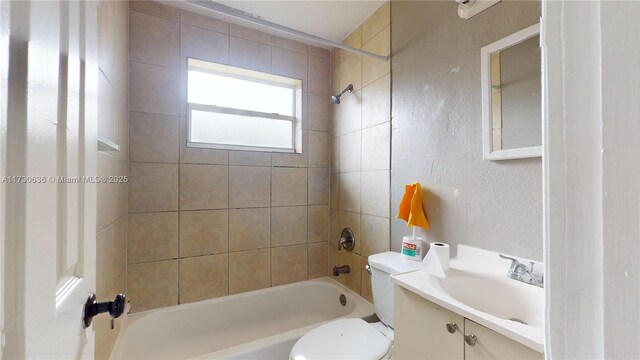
[481, 23, 541, 161]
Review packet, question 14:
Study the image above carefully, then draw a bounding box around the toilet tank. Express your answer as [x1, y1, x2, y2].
[368, 252, 422, 328]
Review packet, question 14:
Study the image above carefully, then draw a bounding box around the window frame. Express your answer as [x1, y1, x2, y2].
[186, 60, 300, 153]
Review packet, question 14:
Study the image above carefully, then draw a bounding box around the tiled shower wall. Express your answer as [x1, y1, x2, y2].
[126, 1, 331, 312]
[329, 3, 391, 302]
[95, 0, 128, 358]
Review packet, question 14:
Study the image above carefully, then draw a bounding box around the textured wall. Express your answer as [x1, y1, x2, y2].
[329, 2, 391, 301]
[391, 0, 542, 260]
[126, 1, 331, 313]
[95, 0, 129, 358]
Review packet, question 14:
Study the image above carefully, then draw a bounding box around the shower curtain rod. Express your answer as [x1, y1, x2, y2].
[186, 0, 390, 62]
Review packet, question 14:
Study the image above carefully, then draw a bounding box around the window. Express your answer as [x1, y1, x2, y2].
[187, 58, 302, 153]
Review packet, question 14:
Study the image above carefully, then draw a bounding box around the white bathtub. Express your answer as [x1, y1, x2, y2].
[111, 277, 375, 359]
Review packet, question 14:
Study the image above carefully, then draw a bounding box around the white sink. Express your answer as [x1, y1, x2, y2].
[439, 269, 544, 328]
[391, 245, 545, 353]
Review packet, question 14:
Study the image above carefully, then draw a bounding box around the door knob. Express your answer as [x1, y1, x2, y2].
[464, 334, 478, 346]
[83, 293, 126, 328]
[445, 322, 458, 333]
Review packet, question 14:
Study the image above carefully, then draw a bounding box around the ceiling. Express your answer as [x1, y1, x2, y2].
[164, 1, 386, 47]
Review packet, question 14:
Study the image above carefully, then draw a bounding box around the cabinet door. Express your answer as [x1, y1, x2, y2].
[463, 319, 543, 360]
[394, 286, 464, 360]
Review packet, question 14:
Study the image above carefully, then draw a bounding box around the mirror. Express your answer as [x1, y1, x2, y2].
[482, 24, 541, 160]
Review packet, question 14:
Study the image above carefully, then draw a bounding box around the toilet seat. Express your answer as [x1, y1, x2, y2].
[289, 318, 392, 360]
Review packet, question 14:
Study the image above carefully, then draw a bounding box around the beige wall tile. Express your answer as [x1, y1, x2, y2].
[128, 260, 178, 312]
[361, 73, 391, 129]
[308, 242, 328, 279]
[129, 11, 179, 68]
[272, 36, 308, 54]
[309, 45, 329, 58]
[362, 2, 390, 43]
[180, 24, 229, 65]
[229, 208, 270, 252]
[98, 0, 115, 82]
[336, 250, 362, 293]
[272, 245, 308, 286]
[308, 55, 330, 95]
[362, 26, 390, 87]
[342, 27, 362, 60]
[331, 136, 340, 174]
[360, 256, 373, 302]
[331, 48, 341, 68]
[179, 254, 228, 303]
[229, 151, 271, 166]
[339, 210, 362, 255]
[272, 47, 307, 83]
[230, 24, 271, 45]
[361, 170, 390, 217]
[180, 164, 229, 210]
[112, 1, 129, 162]
[271, 206, 307, 247]
[229, 166, 270, 208]
[308, 131, 330, 168]
[128, 212, 178, 263]
[229, 249, 271, 294]
[361, 122, 390, 171]
[229, 37, 271, 73]
[331, 62, 341, 95]
[97, 153, 127, 230]
[96, 218, 126, 297]
[308, 205, 329, 243]
[128, 163, 179, 212]
[339, 131, 362, 173]
[330, 209, 340, 243]
[339, 172, 361, 212]
[341, 53, 362, 92]
[180, 210, 228, 257]
[334, 90, 362, 136]
[308, 167, 330, 205]
[129, 112, 179, 163]
[179, 117, 229, 165]
[330, 173, 340, 209]
[130, 1, 179, 21]
[98, 71, 114, 141]
[306, 92, 330, 132]
[361, 214, 390, 257]
[130, 61, 179, 116]
[328, 210, 340, 275]
[180, 10, 229, 34]
[272, 167, 308, 206]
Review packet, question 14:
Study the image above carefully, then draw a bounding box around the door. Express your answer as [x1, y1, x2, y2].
[463, 319, 543, 360]
[394, 285, 464, 359]
[1, 0, 98, 358]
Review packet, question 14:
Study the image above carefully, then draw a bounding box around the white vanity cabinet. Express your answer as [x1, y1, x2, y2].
[394, 286, 543, 360]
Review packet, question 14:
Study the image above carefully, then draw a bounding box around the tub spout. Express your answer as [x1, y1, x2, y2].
[332, 265, 350, 276]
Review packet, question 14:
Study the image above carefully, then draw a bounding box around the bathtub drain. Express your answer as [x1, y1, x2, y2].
[339, 294, 347, 306]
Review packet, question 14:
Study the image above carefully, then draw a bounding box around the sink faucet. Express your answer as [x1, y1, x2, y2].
[498, 254, 544, 288]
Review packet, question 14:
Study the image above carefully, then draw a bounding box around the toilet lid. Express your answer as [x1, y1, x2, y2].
[289, 318, 391, 360]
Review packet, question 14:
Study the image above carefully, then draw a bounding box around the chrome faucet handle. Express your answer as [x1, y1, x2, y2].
[498, 253, 520, 271]
[529, 261, 535, 273]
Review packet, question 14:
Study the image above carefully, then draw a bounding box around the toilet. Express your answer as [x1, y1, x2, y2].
[289, 252, 422, 360]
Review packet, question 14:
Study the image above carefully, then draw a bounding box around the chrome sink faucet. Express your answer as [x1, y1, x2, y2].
[499, 254, 544, 288]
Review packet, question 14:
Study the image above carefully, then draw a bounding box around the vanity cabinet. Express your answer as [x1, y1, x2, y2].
[394, 286, 543, 360]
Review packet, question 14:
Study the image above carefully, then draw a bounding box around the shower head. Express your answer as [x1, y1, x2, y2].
[331, 84, 354, 105]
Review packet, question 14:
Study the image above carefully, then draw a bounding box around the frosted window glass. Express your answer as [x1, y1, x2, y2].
[190, 110, 293, 149]
[188, 70, 294, 116]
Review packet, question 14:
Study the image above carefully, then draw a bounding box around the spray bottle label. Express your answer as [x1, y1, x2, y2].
[402, 242, 417, 257]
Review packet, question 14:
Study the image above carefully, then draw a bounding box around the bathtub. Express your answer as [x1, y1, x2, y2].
[111, 277, 375, 359]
